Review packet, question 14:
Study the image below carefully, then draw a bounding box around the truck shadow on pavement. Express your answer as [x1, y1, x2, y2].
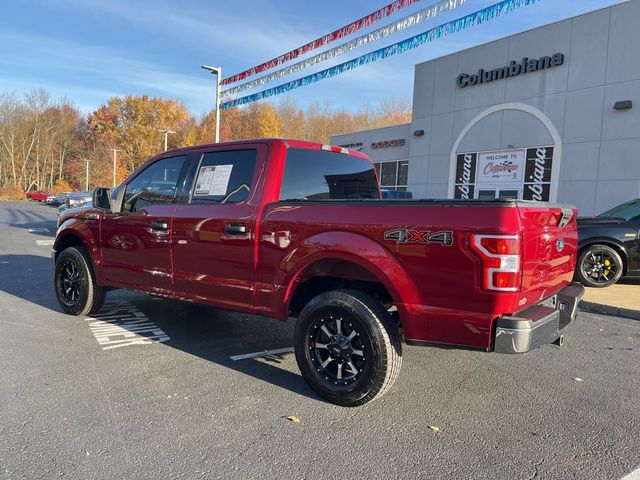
[9, 220, 57, 238]
[0, 260, 319, 401]
[2, 205, 58, 238]
[138, 298, 321, 402]
[0, 254, 59, 311]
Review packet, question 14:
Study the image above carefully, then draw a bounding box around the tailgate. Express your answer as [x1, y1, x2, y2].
[516, 204, 579, 311]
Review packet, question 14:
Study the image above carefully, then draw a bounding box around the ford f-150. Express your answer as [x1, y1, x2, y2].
[53, 139, 584, 406]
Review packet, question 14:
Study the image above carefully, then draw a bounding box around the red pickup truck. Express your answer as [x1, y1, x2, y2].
[53, 139, 584, 406]
[26, 190, 50, 202]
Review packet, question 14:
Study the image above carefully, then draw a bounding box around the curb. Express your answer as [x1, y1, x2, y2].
[579, 300, 640, 321]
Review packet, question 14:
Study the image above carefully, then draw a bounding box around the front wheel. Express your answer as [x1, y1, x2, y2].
[294, 289, 402, 407]
[576, 244, 624, 288]
[55, 246, 106, 316]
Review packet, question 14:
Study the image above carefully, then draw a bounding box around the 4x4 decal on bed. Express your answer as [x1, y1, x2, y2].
[384, 228, 453, 246]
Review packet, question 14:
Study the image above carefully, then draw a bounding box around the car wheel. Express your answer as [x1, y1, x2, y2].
[294, 289, 402, 407]
[55, 246, 106, 316]
[577, 244, 624, 288]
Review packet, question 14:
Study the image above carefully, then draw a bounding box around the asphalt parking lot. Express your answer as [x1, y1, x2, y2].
[1, 200, 639, 480]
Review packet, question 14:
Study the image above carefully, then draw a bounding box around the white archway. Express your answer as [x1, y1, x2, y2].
[447, 103, 563, 202]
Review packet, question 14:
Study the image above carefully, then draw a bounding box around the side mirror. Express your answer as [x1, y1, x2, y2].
[93, 187, 112, 211]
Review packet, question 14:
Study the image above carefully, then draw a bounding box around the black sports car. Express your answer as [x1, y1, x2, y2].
[576, 198, 640, 287]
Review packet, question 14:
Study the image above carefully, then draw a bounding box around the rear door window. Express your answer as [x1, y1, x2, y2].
[280, 148, 379, 200]
[189, 149, 258, 204]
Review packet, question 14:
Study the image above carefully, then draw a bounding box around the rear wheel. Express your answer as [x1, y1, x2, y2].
[55, 246, 106, 315]
[294, 289, 402, 407]
[577, 244, 624, 288]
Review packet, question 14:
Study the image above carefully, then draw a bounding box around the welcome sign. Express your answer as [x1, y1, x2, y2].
[454, 146, 553, 201]
[477, 149, 525, 183]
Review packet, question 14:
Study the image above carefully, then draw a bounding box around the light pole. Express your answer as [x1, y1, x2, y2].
[84, 160, 90, 191]
[109, 148, 121, 188]
[201, 65, 222, 143]
[158, 129, 176, 152]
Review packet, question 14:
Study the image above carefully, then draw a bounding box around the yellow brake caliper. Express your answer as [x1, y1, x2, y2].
[603, 258, 612, 276]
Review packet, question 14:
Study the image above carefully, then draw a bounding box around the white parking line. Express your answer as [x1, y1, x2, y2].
[35, 239, 54, 246]
[230, 347, 294, 361]
[85, 300, 170, 350]
[28, 228, 50, 233]
[622, 466, 640, 480]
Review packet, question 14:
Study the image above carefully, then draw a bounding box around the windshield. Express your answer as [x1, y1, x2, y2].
[598, 199, 640, 220]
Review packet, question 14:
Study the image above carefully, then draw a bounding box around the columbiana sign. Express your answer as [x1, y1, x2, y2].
[456, 53, 565, 89]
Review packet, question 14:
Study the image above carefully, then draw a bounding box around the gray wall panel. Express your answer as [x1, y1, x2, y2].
[563, 87, 605, 143]
[426, 183, 448, 199]
[501, 110, 553, 148]
[606, 0, 640, 83]
[432, 55, 459, 115]
[598, 139, 640, 180]
[519, 93, 567, 137]
[457, 111, 503, 153]
[595, 180, 640, 213]
[560, 142, 601, 181]
[454, 40, 509, 111]
[505, 21, 572, 101]
[412, 62, 436, 119]
[426, 153, 451, 185]
[602, 79, 640, 140]
[429, 113, 454, 155]
[567, 9, 610, 90]
[557, 181, 597, 215]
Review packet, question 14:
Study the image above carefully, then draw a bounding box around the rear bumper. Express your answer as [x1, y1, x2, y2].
[494, 282, 585, 354]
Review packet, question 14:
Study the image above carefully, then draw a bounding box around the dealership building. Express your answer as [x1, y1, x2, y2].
[331, 0, 640, 215]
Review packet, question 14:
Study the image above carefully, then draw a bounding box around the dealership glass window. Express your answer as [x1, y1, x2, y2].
[478, 189, 496, 201]
[499, 190, 519, 200]
[374, 160, 409, 191]
[381, 162, 397, 187]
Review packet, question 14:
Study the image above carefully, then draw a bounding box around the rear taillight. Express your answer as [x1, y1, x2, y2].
[470, 234, 522, 292]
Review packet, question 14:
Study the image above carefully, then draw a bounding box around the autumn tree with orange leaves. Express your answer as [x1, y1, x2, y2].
[0, 90, 411, 197]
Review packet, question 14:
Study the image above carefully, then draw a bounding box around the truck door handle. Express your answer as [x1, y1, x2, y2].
[150, 219, 169, 233]
[225, 223, 247, 235]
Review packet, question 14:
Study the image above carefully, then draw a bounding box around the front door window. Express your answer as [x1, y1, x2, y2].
[123, 155, 187, 212]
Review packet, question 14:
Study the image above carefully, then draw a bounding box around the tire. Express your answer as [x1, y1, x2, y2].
[54, 246, 106, 316]
[576, 244, 624, 288]
[294, 289, 402, 407]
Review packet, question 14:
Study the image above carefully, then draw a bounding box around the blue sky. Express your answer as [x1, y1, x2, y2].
[0, 0, 624, 115]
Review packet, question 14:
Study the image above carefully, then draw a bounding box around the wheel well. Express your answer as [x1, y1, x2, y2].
[579, 242, 628, 274]
[54, 234, 86, 261]
[288, 259, 396, 319]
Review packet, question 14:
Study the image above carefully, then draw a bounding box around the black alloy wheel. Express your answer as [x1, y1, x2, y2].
[294, 289, 402, 407]
[308, 310, 368, 386]
[55, 246, 106, 316]
[59, 260, 83, 306]
[577, 244, 624, 288]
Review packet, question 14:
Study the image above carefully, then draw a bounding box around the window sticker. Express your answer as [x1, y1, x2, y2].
[194, 164, 233, 196]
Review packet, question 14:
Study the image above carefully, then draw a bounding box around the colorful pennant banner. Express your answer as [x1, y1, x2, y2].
[221, 0, 467, 99]
[221, 0, 539, 110]
[221, 0, 424, 86]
